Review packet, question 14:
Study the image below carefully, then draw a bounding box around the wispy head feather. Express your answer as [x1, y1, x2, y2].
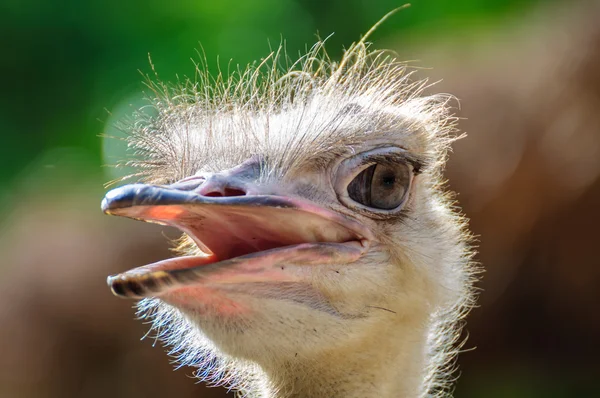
[118, 31, 457, 187]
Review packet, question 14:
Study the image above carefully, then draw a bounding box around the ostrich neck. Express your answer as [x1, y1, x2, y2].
[255, 312, 431, 398]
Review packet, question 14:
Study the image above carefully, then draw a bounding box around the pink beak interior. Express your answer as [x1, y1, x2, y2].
[102, 184, 372, 299]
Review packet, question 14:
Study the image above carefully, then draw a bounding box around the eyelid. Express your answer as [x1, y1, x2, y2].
[336, 147, 414, 179]
[359, 153, 411, 169]
[354, 149, 421, 175]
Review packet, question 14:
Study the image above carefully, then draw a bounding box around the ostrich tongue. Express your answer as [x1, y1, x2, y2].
[101, 184, 371, 299]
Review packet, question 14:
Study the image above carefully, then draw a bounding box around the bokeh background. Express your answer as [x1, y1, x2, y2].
[1, 0, 599, 397]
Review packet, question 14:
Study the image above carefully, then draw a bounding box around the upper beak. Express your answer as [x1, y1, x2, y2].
[102, 183, 372, 299]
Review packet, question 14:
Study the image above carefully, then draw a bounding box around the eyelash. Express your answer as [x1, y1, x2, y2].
[358, 153, 422, 174]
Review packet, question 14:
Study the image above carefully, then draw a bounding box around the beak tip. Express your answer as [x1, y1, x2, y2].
[101, 185, 142, 214]
[100, 197, 110, 213]
[107, 275, 123, 297]
[107, 274, 143, 299]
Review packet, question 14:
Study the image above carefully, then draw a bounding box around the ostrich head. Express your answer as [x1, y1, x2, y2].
[102, 31, 475, 398]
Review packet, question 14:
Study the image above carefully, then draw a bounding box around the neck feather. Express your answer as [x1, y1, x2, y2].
[247, 310, 433, 398]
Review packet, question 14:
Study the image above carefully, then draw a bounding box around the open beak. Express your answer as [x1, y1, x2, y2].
[102, 183, 372, 299]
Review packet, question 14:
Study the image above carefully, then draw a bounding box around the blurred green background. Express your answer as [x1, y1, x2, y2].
[1, 0, 599, 397]
[0, 0, 559, 191]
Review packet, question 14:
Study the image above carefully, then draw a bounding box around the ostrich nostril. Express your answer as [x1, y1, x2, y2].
[192, 173, 248, 197]
[224, 188, 246, 197]
[202, 187, 247, 197]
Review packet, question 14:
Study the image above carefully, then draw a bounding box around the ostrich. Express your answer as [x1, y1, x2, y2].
[101, 19, 476, 398]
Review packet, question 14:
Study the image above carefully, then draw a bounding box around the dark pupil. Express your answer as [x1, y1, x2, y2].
[347, 164, 408, 210]
[381, 173, 395, 187]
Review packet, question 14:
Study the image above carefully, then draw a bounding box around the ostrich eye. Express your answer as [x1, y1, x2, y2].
[334, 147, 418, 214]
[347, 163, 410, 210]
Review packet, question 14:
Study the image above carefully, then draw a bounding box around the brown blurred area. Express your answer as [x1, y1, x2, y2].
[1, 3, 599, 398]
[434, 3, 600, 395]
